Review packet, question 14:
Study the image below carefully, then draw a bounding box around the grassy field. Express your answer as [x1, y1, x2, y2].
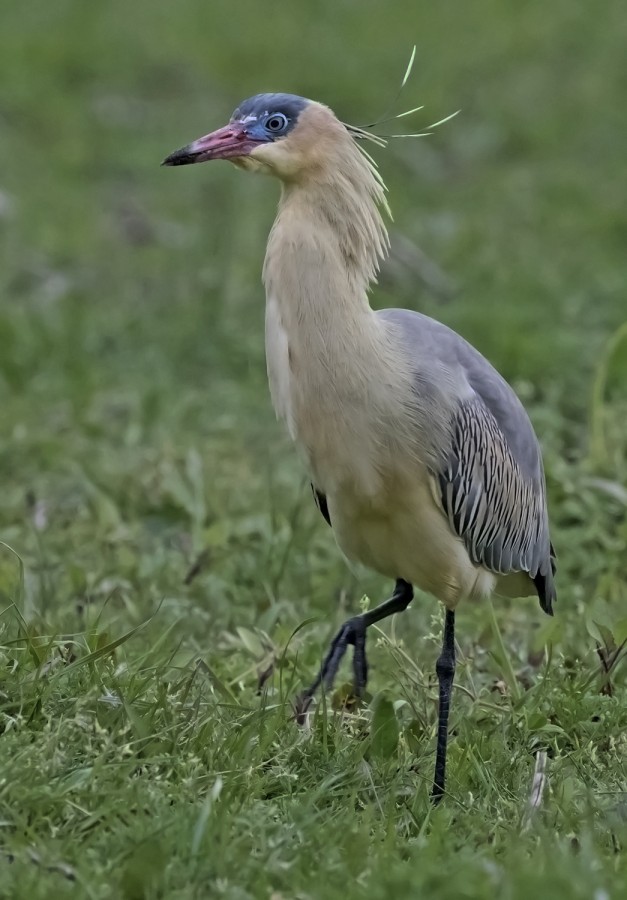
[1, 0, 626, 897]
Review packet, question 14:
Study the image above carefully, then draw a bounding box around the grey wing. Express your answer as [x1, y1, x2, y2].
[436, 395, 556, 614]
[377, 306, 556, 613]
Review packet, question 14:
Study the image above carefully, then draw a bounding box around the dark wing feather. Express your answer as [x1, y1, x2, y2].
[311, 485, 331, 527]
[437, 397, 556, 614]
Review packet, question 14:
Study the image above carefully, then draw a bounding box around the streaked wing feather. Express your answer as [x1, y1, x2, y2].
[437, 396, 555, 611]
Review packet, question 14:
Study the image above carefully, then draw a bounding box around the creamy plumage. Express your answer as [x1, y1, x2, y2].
[260, 101, 554, 611]
[162, 90, 556, 802]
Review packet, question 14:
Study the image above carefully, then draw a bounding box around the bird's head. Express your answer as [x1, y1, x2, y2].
[162, 93, 357, 183]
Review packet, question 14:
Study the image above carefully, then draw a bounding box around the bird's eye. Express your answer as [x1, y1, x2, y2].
[264, 113, 289, 134]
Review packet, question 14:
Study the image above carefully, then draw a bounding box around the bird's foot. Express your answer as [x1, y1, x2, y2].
[294, 615, 368, 724]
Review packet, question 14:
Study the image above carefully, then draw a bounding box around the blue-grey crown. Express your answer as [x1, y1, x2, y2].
[231, 93, 309, 135]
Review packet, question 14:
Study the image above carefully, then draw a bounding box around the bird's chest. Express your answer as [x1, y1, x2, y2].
[264, 295, 389, 496]
[265, 296, 295, 433]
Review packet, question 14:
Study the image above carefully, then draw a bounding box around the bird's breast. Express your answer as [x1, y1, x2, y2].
[265, 295, 296, 436]
[264, 294, 402, 498]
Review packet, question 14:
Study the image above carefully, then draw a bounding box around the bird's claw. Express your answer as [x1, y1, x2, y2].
[294, 615, 368, 724]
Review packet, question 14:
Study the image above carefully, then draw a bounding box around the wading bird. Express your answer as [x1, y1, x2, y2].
[163, 93, 556, 802]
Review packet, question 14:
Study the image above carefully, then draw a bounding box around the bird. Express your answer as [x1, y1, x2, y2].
[163, 92, 556, 803]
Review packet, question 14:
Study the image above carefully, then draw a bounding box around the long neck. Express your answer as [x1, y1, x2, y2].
[263, 142, 390, 346]
[262, 143, 419, 490]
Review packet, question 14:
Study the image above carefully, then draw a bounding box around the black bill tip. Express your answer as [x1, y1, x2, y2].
[161, 145, 196, 167]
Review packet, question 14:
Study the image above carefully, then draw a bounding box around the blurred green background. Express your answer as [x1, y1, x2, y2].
[0, 1, 626, 898]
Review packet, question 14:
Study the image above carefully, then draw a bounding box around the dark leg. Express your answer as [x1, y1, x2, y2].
[431, 609, 456, 804]
[295, 579, 413, 722]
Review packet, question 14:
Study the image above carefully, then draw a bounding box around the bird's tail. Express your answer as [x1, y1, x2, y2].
[533, 542, 557, 616]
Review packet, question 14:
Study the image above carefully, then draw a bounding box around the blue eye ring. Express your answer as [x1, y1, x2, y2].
[264, 112, 289, 134]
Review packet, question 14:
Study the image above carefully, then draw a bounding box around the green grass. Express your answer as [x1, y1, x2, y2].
[1, 0, 626, 897]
